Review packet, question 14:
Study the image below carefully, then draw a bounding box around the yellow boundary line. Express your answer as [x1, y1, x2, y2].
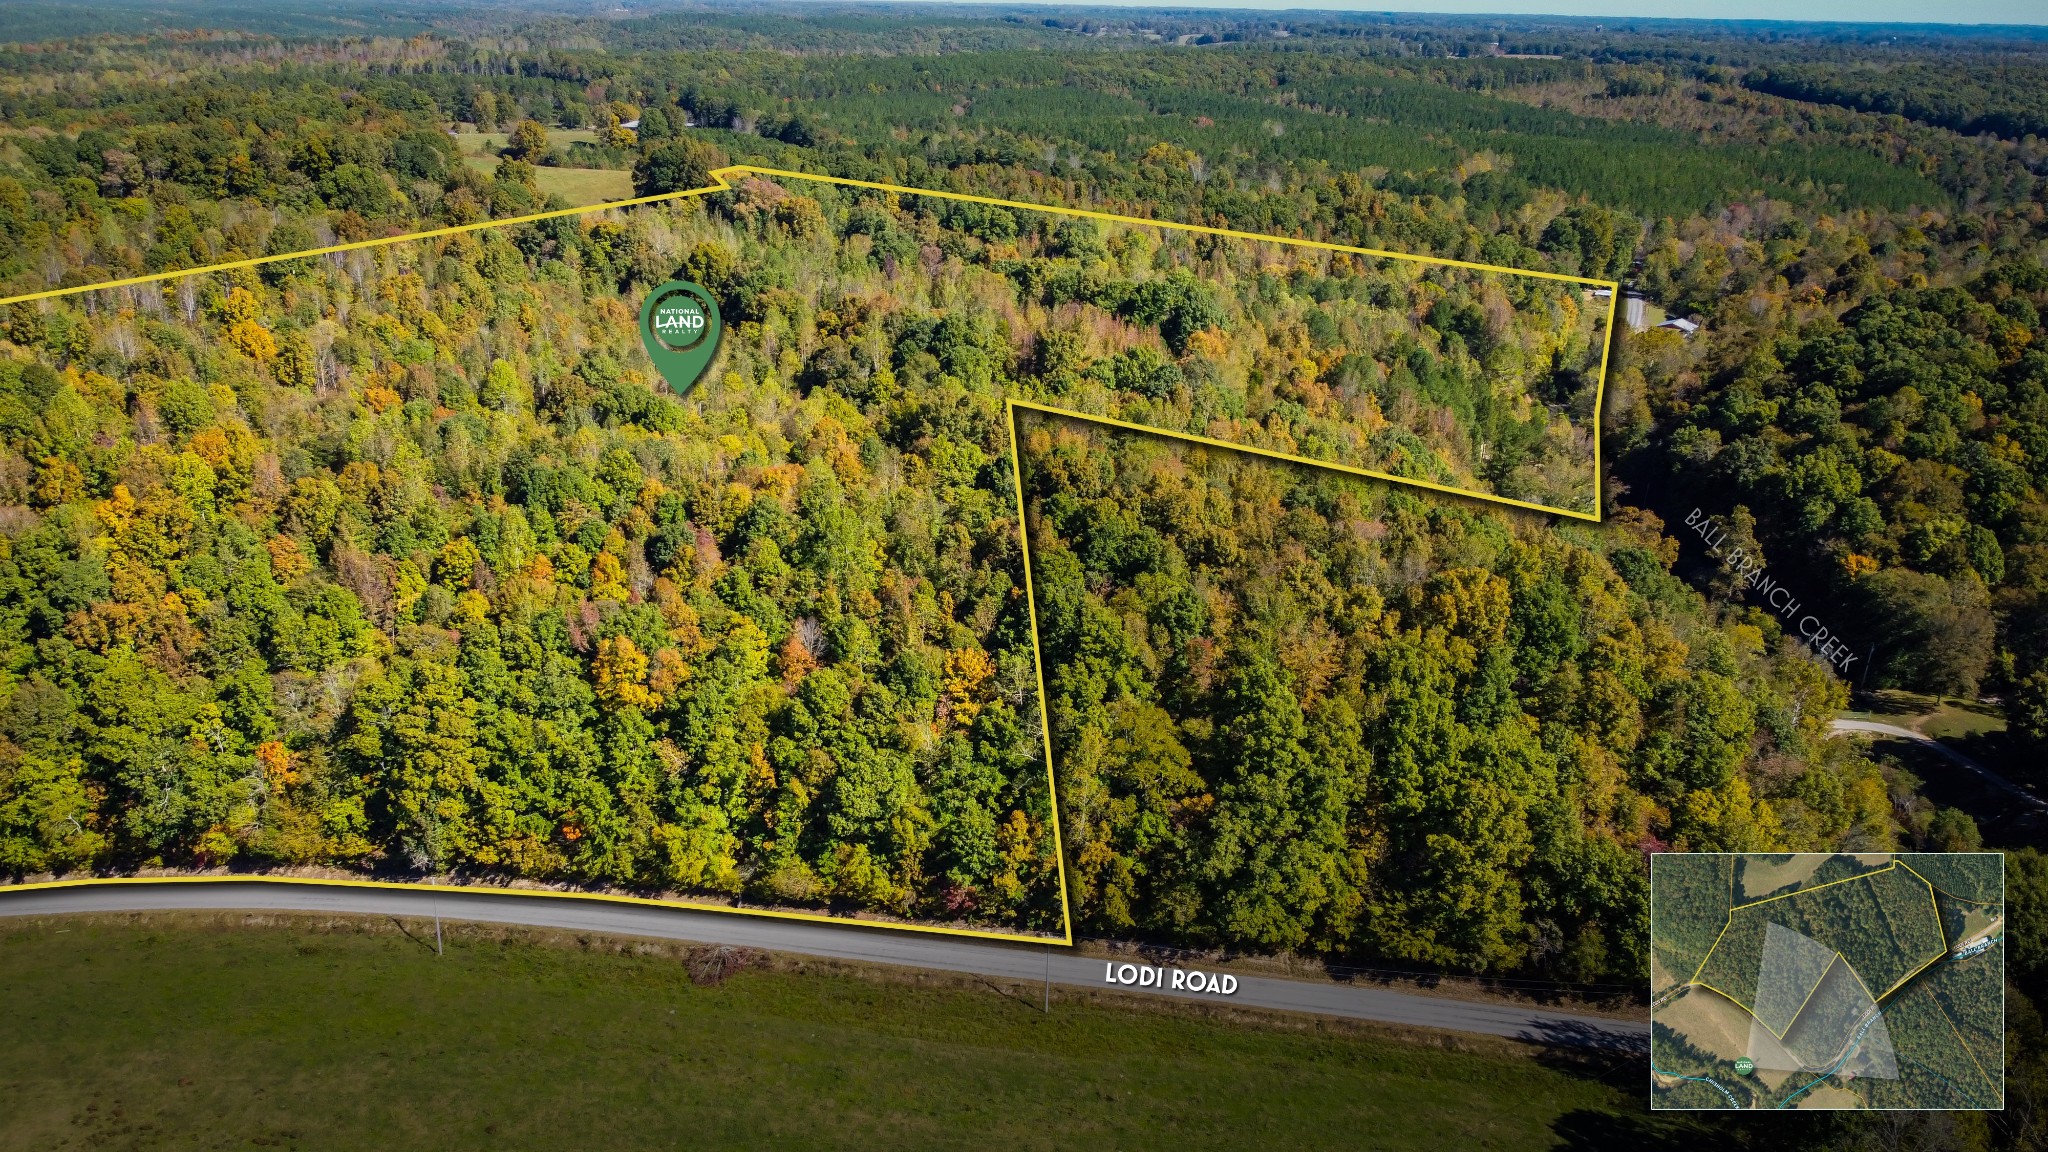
[1897, 859, 2004, 906]
[1888, 859, 1973, 992]
[0, 873, 1062, 945]
[735, 165, 1618, 286]
[1690, 957, 2003, 1104]
[1691, 915, 1734, 986]
[1780, 954, 1837, 1040]
[1877, 864, 1951, 1000]
[0, 164, 1615, 945]
[1681, 980, 1800, 1047]
[1010, 399, 1582, 519]
[1880, 951, 1947, 1002]
[1691, 967, 1828, 1043]
[1927, 869, 1943, 948]
[1906, 861, 1951, 954]
[0, 182, 728, 309]
[1927, 988, 2000, 1100]
[0, 164, 1614, 523]
[1661, 854, 2001, 1104]
[1006, 399, 1075, 946]
[1691, 949, 1879, 1044]
[1731, 861, 1896, 910]
[1688, 860, 1948, 1039]
[1680, 854, 1736, 986]
[3, 402, 1077, 951]
[1842, 958, 1881, 1011]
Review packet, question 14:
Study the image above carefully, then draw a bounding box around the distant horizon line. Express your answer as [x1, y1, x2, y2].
[8, 0, 2046, 38]
[681, 0, 2048, 32]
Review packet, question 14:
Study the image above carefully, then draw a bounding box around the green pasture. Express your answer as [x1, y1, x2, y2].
[0, 915, 1688, 1151]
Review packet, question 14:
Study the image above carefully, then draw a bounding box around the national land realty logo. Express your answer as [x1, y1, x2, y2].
[639, 279, 722, 395]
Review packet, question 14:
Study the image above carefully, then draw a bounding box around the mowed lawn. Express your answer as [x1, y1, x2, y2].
[0, 915, 1689, 1151]
[454, 128, 634, 206]
[525, 166, 635, 206]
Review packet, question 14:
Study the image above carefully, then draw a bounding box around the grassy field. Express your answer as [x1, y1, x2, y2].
[0, 914, 1696, 1151]
[453, 128, 635, 206]
[1845, 690, 2007, 741]
[525, 166, 635, 205]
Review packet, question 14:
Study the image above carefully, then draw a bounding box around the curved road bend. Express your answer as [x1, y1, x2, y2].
[1830, 718, 2047, 812]
[0, 880, 1646, 1052]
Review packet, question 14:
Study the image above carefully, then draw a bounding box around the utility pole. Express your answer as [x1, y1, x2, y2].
[431, 873, 443, 956]
[1043, 945, 1051, 1014]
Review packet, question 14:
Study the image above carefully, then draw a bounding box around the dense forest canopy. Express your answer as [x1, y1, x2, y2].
[1023, 412, 1872, 975]
[1744, 61, 2048, 144]
[1646, 259, 2048, 708]
[0, 187, 1087, 931]
[0, 1, 2042, 1085]
[0, 164, 1617, 921]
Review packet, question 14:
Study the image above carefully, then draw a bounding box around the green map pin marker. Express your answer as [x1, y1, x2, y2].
[639, 279, 723, 396]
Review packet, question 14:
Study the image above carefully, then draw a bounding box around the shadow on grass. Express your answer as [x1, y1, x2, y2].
[1552, 1106, 1868, 1151]
[1550, 1108, 1699, 1151]
[383, 915, 445, 955]
[1948, 728, 2045, 791]
[1526, 1017, 1648, 1055]
[1867, 735, 2047, 849]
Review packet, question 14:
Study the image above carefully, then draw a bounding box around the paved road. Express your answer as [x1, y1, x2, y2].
[1830, 718, 2046, 812]
[0, 880, 1646, 1051]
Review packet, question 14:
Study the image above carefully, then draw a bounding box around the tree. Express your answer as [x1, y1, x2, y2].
[0, 33, 2019, 962]
[2013, 848, 2048, 984]
[318, 165, 395, 217]
[0, 753, 106, 874]
[505, 119, 549, 161]
[2011, 668, 2048, 748]
[347, 658, 483, 872]
[632, 139, 727, 196]
[1863, 569, 1995, 697]
[1673, 672, 1755, 794]
[1923, 807, 1982, 852]
[1198, 650, 1347, 950]
[599, 114, 638, 151]
[467, 89, 500, 130]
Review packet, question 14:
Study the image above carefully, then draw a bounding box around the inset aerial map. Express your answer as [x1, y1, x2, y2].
[1651, 853, 2004, 1110]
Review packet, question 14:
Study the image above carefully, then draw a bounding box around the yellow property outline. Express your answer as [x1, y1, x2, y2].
[0, 164, 1619, 523]
[1680, 859, 1949, 1041]
[1927, 979, 2002, 1100]
[1006, 399, 1075, 943]
[1897, 857, 2006, 907]
[0, 164, 1615, 947]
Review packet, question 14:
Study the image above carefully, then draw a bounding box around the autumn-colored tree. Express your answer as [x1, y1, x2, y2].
[505, 119, 549, 161]
[593, 636, 658, 712]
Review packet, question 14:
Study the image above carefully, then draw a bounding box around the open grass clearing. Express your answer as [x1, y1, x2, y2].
[450, 127, 634, 206]
[455, 153, 634, 205]
[528, 166, 635, 205]
[1737, 854, 1829, 902]
[452, 126, 603, 155]
[0, 913, 1694, 1151]
[1654, 985, 1756, 1066]
[1845, 691, 2006, 741]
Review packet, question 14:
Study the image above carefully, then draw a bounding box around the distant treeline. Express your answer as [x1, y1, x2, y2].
[1745, 62, 2048, 143]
